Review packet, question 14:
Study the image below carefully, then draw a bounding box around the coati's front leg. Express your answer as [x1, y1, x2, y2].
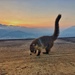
[37, 49, 41, 56]
[34, 45, 41, 56]
[34, 49, 36, 53]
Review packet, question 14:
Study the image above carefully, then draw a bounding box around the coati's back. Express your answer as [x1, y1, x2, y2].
[38, 36, 53, 46]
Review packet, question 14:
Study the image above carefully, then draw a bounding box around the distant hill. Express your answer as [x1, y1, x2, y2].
[0, 24, 75, 39]
[0, 24, 53, 39]
[0, 30, 34, 39]
[60, 26, 75, 37]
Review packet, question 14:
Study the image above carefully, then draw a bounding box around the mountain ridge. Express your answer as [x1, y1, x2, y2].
[60, 26, 75, 37]
[0, 24, 75, 39]
[0, 24, 52, 39]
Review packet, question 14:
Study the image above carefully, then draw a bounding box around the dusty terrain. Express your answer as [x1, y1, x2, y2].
[0, 38, 75, 75]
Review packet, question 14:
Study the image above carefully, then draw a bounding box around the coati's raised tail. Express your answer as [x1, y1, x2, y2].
[30, 14, 62, 56]
[53, 14, 61, 40]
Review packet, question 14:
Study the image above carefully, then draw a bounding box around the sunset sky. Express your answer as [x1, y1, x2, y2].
[0, 0, 75, 28]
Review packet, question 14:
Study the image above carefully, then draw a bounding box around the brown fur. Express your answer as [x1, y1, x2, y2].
[30, 14, 62, 56]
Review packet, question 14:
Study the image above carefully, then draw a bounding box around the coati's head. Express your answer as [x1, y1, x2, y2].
[30, 43, 36, 55]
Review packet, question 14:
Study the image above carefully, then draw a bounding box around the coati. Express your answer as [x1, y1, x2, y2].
[30, 14, 61, 56]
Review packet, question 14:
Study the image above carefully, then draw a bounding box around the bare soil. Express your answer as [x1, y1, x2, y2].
[0, 38, 75, 75]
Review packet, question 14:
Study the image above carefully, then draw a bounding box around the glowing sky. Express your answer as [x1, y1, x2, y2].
[0, 0, 75, 28]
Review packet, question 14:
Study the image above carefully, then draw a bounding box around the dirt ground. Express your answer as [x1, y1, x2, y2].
[0, 38, 75, 75]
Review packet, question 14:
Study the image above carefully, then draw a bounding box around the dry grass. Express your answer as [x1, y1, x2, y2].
[0, 39, 75, 75]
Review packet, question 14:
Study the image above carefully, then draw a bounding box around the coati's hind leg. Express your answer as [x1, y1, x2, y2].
[43, 47, 50, 54]
[43, 43, 53, 54]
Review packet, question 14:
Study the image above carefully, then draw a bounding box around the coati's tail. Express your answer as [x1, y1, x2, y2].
[53, 14, 61, 40]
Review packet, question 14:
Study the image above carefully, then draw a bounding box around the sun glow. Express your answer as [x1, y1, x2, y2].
[9, 21, 20, 26]
[8, 20, 20, 26]
[0, 17, 54, 28]
[0, 0, 75, 28]
[2, 20, 24, 26]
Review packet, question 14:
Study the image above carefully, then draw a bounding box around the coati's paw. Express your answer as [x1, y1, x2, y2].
[30, 53, 32, 55]
[37, 54, 40, 56]
[43, 52, 49, 54]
